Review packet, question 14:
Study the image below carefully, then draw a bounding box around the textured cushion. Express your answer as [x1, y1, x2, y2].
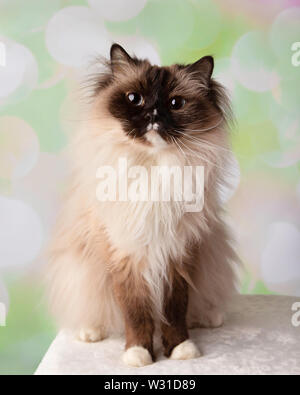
[35, 295, 300, 375]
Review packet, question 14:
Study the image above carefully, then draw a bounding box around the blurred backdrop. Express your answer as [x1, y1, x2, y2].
[0, 0, 300, 375]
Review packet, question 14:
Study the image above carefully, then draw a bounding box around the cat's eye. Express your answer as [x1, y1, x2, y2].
[126, 92, 144, 106]
[170, 96, 186, 110]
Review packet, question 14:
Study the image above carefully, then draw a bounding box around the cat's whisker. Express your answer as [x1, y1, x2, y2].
[171, 136, 191, 166]
[181, 119, 224, 133]
[183, 114, 219, 124]
[174, 130, 242, 157]
[127, 128, 136, 137]
[176, 138, 209, 164]
[184, 151, 227, 172]
[176, 133, 233, 153]
[176, 138, 227, 172]
[185, 138, 244, 160]
[172, 136, 185, 158]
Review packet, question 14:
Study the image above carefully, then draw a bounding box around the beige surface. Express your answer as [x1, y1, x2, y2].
[36, 295, 300, 375]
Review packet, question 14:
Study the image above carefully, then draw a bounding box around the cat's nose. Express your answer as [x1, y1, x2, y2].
[145, 113, 153, 122]
[145, 109, 158, 123]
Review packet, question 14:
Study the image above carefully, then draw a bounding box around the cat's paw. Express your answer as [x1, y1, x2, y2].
[170, 340, 201, 360]
[189, 311, 224, 329]
[122, 346, 153, 367]
[76, 327, 106, 343]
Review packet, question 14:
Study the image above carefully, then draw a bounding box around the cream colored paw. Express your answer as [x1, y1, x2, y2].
[122, 346, 153, 367]
[77, 328, 105, 343]
[170, 340, 201, 360]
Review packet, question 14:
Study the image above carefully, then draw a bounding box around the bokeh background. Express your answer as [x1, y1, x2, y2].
[0, 0, 300, 375]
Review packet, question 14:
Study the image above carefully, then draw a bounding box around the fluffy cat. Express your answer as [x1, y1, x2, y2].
[47, 44, 239, 367]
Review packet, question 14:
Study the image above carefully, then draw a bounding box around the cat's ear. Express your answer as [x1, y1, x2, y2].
[186, 56, 214, 84]
[110, 44, 135, 72]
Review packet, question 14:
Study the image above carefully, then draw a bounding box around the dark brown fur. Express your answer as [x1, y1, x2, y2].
[161, 270, 189, 357]
[113, 268, 155, 359]
[113, 257, 191, 359]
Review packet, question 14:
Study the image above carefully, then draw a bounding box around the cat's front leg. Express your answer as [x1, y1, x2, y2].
[161, 271, 201, 360]
[113, 270, 155, 367]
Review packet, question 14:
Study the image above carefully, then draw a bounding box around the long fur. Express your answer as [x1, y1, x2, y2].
[47, 46, 239, 338]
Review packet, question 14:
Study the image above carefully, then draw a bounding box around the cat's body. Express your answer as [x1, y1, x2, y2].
[48, 45, 238, 367]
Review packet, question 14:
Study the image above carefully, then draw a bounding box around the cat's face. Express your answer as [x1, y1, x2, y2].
[94, 44, 231, 151]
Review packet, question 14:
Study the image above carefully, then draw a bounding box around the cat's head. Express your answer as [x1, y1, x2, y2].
[91, 44, 232, 154]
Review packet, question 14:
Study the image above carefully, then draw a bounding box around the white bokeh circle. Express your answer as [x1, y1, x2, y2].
[12, 152, 67, 233]
[0, 0, 62, 32]
[46, 6, 111, 68]
[269, 101, 300, 149]
[270, 7, 300, 60]
[231, 31, 279, 92]
[0, 277, 9, 319]
[218, 153, 241, 203]
[115, 35, 161, 65]
[0, 116, 40, 180]
[261, 222, 300, 296]
[261, 100, 300, 168]
[87, 0, 148, 22]
[0, 196, 44, 269]
[262, 148, 300, 169]
[0, 36, 38, 105]
[214, 58, 235, 95]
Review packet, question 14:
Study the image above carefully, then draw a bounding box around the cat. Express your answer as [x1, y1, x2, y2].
[47, 44, 239, 367]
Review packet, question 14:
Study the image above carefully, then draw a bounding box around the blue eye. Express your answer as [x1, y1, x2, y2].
[126, 92, 144, 106]
[170, 96, 186, 110]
